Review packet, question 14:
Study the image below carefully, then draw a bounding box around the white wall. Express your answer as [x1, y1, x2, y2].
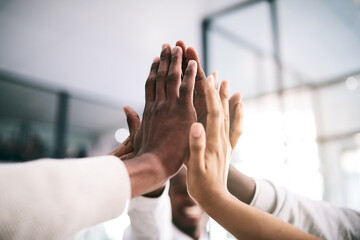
[0, 0, 243, 114]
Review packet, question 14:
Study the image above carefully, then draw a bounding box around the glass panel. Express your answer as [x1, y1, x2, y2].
[66, 97, 127, 158]
[278, 0, 360, 82]
[0, 79, 57, 161]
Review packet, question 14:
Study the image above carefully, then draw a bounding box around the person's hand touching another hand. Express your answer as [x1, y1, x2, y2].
[123, 44, 198, 197]
[185, 76, 319, 240]
[176, 40, 243, 150]
[186, 76, 232, 204]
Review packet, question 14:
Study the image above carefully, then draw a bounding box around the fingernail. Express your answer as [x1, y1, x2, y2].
[192, 124, 203, 137]
[153, 56, 160, 62]
[162, 44, 167, 50]
[223, 80, 228, 90]
[208, 75, 214, 85]
[188, 60, 196, 68]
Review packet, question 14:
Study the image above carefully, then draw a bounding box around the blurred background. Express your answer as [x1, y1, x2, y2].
[0, 0, 359, 239]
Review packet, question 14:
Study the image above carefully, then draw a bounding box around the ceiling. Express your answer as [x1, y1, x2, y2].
[0, 0, 242, 114]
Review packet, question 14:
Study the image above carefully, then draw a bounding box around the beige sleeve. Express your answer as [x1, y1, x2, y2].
[0, 156, 130, 240]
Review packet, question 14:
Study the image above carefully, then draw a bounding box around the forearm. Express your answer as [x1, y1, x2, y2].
[227, 164, 256, 204]
[0, 156, 129, 240]
[199, 191, 320, 240]
[124, 153, 167, 198]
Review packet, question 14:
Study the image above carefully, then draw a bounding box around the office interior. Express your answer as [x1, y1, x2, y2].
[0, 0, 359, 239]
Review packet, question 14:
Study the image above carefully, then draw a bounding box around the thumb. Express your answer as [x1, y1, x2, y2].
[123, 106, 140, 139]
[188, 122, 206, 171]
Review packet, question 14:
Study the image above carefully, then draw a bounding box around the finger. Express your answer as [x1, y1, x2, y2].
[175, 40, 188, 75]
[186, 47, 206, 97]
[229, 92, 243, 149]
[219, 80, 230, 137]
[205, 75, 222, 150]
[155, 43, 171, 102]
[121, 152, 136, 161]
[166, 46, 182, 102]
[123, 106, 140, 139]
[109, 136, 132, 157]
[230, 102, 244, 150]
[212, 72, 219, 90]
[145, 57, 160, 104]
[188, 122, 206, 171]
[179, 60, 197, 104]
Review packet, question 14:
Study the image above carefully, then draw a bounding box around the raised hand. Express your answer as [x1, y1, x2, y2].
[185, 76, 319, 240]
[176, 41, 243, 150]
[132, 44, 197, 181]
[186, 75, 232, 203]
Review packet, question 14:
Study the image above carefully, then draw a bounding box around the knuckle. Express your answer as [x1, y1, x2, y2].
[155, 70, 166, 82]
[184, 66, 195, 77]
[160, 49, 169, 61]
[145, 77, 155, 88]
[179, 83, 190, 95]
[171, 52, 180, 62]
[220, 90, 229, 99]
[166, 72, 177, 83]
[150, 61, 159, 71]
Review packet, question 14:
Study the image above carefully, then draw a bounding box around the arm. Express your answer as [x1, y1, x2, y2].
[113, 44, 198, 198]
[0, 156, 130, 240]
[186, 76, 319, 240]
[251, 179, 360, 239]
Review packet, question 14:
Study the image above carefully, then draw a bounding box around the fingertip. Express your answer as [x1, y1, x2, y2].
[172, 46, 182, 54]
[187, 60, 197, 69]
[123, 106, 130, 115]
[153, 56, 160, 63]
[191, 122, 204, 138]
[221, 80, 229, 91]
[162, 43, 171, 50]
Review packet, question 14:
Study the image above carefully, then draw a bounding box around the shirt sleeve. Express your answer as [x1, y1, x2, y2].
[123, 182, 172, 240]
[0, 155, 131, 240]
[250, 178, 360, 239]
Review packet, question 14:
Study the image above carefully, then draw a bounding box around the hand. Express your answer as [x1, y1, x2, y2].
[186, 75, 232, 204]
[133, 44, 197, 178]
[176, 41, 243, 151]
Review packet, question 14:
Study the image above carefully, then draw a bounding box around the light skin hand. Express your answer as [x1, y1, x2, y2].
[176, 40, 243, 148]
[176, 41, 256, 204]
[186, 77, 319, 240]
[186, 75, 232, 203]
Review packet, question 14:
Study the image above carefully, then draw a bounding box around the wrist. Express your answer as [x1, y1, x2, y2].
[124, 153, 167, 198]
[196, 188, 232, 209]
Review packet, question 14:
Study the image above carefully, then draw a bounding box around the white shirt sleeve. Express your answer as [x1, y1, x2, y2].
[250, 178, 360, 239]
[123, 182, 172, 240]
[0, 156, 131, 240]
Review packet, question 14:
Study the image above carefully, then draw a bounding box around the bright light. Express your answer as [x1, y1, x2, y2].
[345, 76, 359, 90]
[115, 128, 129, 143]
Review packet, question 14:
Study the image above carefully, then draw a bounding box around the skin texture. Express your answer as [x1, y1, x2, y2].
[169, 167, 207, 240]
[186, 76, 320, 240]
[111, 44, 197, 198]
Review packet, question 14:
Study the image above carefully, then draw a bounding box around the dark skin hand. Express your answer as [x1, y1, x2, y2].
[110, 44, 198, 197]
[133, 44, 197, 176]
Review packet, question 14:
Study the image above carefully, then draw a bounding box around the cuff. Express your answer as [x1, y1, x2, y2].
[128, 182, 170, 212]
[250, 178, 277, 213]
